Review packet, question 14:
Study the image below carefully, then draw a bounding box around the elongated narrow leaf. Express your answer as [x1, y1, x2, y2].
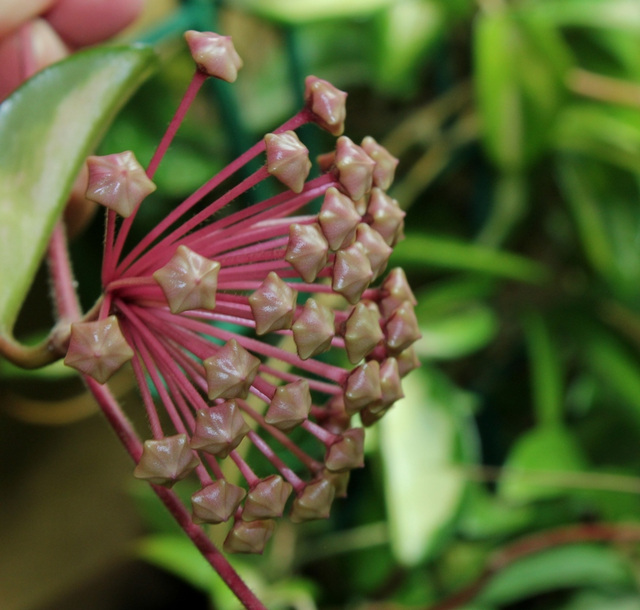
[474, 8, 570, 170]
[391, 233, 548, 283]
[478, 544, 634, 606]
[0, 45, 157, 333]
[230, 0, 395, 23]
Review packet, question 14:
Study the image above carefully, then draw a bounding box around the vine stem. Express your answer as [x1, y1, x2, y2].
[46, 208, 267, 610]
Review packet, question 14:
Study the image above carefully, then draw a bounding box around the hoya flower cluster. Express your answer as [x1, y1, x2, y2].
[64, 31, 420, 554]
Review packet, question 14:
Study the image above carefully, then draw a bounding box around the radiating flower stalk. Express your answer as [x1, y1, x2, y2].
[62, 31, 420, 608]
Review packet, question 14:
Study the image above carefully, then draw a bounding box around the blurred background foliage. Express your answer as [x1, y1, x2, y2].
[5, 0, 640, 608]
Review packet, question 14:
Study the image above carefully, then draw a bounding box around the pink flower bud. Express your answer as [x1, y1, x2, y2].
[184, 30, 243, 81]
[133, 434, 200, 487]
[265, 131, 311, 193]
[304, 76, 347, 136]
[86, 151, 156, 217]
[64, 315, 133, 383]
[153, 245, 220, 314]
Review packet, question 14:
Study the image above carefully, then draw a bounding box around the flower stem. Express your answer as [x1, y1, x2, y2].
[85, 377, 267, 610]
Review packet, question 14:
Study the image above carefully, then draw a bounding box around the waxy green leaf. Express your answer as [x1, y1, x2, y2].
[0, 45, 157, 334]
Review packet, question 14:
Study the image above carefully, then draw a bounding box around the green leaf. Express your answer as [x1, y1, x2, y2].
[557, 154, 640, 293]
[228, 0, 395, 24]
[374, 0, 445, 95]
[582, 328, 640, 421]
[522, 312, 564, 427]
[391, 233, 549, 284]
[474, 8, 571, 170]
[0, 45, 157, 333]
[521, 0, 640, 32]
[379, 366, 478, 565]
[478, 544, 635, 606]
[416, 303, 498, 360]
[499, 426, 587, 503]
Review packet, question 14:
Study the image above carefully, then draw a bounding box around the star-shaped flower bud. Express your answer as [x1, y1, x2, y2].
[292, 298, 335, 360]
[334, 136, 375, 201]
[343, 302, 383, 364]
[248, 271, 298, 335]
[380, 267, 418, 317]
[191, 479, 247, 524]
[133, 434, 200, 487]
[153, 245, 221, 314]
[265, 131, 311, 193]
[318, 187, 361, 251]
[367, 188, 406, 246]
[265, 379, 312, 432]
[344, 360, 382, 413]
[361, 136, 399, 191]
[376, 357, 404, 411]
[242, 475, 293, 521]
[290, 477, 336, 523]
[224, 519, 275, 554]
[386, 300, 421, 353]
[396, 345, 421, 377]
[323, 468, 350, 498]
[190, 400, 250, 458]
[304, 75, 347, 136]
[64, 315, 134, 384]
[332, 243, 374, 304]
[184, 30, 243, 81]
[325, 427, 365, 472]
[204, 339, 260, 400]
[285, 222, 329, 282]
[85, 151, 156, 217]
[355, 223, 393, 280]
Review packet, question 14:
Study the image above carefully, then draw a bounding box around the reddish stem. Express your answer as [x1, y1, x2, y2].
[84, 378, 267, 610]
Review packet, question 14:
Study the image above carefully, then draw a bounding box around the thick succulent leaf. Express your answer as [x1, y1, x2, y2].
[0, 45, 157, 333]
[379, 365, 478, 565]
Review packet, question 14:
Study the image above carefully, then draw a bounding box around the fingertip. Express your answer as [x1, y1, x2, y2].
[45, 0, 144, 48]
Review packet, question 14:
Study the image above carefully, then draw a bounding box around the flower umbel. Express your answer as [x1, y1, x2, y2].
[65, 32, 419, 556]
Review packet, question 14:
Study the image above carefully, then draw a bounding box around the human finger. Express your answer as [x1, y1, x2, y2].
[44, 0, 144, 48]
[0, 0, 55, 39]
[0, 18, 67, 99]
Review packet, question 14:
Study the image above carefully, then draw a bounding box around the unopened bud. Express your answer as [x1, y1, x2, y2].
[191, 479, 246, 524]
[153, 245, 220, 314]
[304, 76, 347, 136]
[243, 475, 293, 521]
[249, 271, 297, 335]
[290, 477, 335, 522]
[224, 519, 275, 554]
[285, 222, 329, 282]
[265, 379, 312, 432]
[64, 315, 133, 384]
[85, 151, 156, 217]
[184, 31, 243, 81]
[265, 131, 311, 193]
[190, 400, 250, 458]
[133, 434, 200, 487]
[204, 339, 260, 400]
